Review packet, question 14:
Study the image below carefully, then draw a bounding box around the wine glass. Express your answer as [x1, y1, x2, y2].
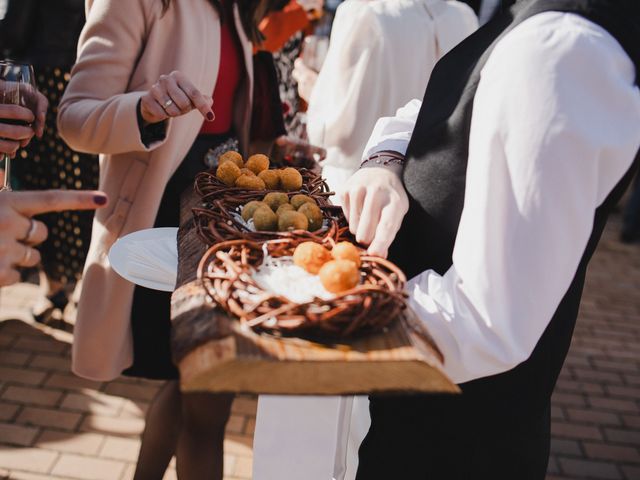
[0, 61, 37, 192]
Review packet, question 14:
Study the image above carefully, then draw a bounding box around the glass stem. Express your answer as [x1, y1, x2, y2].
[2, 153, 11, 191]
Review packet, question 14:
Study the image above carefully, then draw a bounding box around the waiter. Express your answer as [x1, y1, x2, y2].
[342, 0, 640, 478]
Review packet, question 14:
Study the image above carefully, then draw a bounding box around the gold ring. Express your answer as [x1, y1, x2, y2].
[20, 219, 38, 244]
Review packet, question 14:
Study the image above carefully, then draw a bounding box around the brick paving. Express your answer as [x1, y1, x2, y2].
[0, 214, 638, 480]
[0, 284, 256, 480]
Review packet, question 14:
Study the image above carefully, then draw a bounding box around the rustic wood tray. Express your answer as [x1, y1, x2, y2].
[171, 189, 459, 395]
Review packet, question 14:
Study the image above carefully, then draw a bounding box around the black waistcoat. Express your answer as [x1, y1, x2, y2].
[358, 2, 640, 479]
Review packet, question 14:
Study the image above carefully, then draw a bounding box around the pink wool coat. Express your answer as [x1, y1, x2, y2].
[58, 0, 254, 380]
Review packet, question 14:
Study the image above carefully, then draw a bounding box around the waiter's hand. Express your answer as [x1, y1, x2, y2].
[341, 165, 408, 258]
[0, 190, 108, 286]
[140, 71, 214, 125]
[292, 58, 318, 103]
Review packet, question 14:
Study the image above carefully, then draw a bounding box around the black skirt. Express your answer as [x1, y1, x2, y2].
[123, 133, 232, 380]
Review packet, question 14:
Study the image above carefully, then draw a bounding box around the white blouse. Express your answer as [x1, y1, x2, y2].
[364, 12, 640, 384]
[306, 0, 478, 198]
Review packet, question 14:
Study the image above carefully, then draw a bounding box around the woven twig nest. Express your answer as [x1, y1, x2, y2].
[193, 168, 346, 245]
[197, 238, 408, 340]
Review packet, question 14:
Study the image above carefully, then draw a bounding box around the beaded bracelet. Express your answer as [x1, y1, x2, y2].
[360, 150, 405, 168]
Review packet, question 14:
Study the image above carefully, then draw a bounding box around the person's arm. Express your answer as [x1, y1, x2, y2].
[57, 0, 168, 155]
[303, 3, 389, 170]
[340, 99, 419, 256]
[408, 13, 640, 383]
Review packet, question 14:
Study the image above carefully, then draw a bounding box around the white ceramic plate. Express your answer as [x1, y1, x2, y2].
[108, 227, 179, 292]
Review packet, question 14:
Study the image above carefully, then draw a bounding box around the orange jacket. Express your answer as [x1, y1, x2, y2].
[258, 1, 311, 53]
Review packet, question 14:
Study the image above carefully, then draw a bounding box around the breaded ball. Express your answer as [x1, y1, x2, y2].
[252, 206, 278, 231]
[245, 154, 270, 174]
[290, 194, 316, 210]
[319, 260, 360, 293]
[331, 241, 361, 268]
[279, 167, 303, 192]
[293, 242, 332, 274]
[216, 161, 241, 186]
[241, 200, 268, 222]
[278, 210, 309, 232]
[263, 192, 289, 212]
[240, 168, 256, 177]
[235, 174, 266, 191]
[276, 203, 295, 216]
[258, 169, 280, 190]
[298, 202, 323, 231]
[218, 151, 243, 168]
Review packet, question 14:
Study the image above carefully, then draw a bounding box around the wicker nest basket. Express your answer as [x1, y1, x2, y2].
[193, 168, 346, 245]
[197, 237, 408, 340]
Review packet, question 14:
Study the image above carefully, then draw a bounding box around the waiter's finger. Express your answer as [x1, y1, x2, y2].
[348, 186, 366, 235]
[356, 191, 381, 246]
[368, 206, 401, 258]
[340, 190, 350, 220]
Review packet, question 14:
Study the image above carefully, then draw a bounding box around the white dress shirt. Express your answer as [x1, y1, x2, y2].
[365, 12, 640, 384]
[307, 0, 478, 201]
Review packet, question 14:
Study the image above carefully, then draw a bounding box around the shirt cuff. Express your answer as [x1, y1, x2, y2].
[136, 99, 168, 149]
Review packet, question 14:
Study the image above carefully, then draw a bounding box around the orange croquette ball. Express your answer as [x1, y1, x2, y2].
[240, 168, 256, 177]
[258, 169, 280, 190]
[216, 161, 241, 186]
[279, 167, 303, 192]
[293, 241, 333, 274]
[235, 174, 266, 191]
[331, 242, 361, 268]
[319, 260, 360, 293]
[245, 154, 270, 174]
[218, 151, 243, 168]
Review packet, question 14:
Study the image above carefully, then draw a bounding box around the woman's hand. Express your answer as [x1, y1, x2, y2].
[341, 165, 408, 258]
[292, 58, 318, 103]
[139, 71, 214, 125]
[0, 190, 108, 286]
[0, 89, 48, 157]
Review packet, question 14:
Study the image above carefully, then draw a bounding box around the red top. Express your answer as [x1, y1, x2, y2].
[200, 5, 243, 135]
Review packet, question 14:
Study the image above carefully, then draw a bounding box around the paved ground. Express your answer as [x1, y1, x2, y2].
[0, 214, 638, 480]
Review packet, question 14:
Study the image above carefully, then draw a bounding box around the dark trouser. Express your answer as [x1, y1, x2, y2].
[622, 172, 640, 240]
[356, 394, 550, 480]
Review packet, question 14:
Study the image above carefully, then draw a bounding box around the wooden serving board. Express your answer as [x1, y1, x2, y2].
[171, 189, 459, 395]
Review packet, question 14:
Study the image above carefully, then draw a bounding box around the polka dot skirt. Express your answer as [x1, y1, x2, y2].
[14, 66, 99, 285]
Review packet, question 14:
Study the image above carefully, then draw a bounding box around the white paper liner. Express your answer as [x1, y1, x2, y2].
[252, 250, 334, 304]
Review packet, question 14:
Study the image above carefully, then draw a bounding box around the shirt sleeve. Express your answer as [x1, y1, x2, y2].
[361, 99, 421, 159]
[306, 3, 389, 170]
[57, 0, 169, 155]
[408, 12, 640, 384]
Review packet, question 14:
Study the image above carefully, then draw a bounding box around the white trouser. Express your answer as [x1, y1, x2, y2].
[252, 396, 370, 480]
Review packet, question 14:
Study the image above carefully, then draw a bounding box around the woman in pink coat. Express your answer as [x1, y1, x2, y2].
[59, 0, 285, 477]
